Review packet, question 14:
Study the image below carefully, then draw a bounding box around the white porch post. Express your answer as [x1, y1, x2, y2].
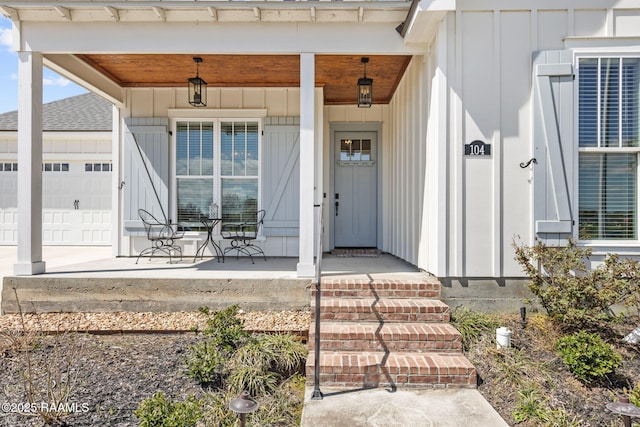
[14, 51, 45, 275]
[297, 53, 315, 277]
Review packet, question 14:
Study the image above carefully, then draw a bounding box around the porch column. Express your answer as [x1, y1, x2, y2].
[14, 51, 45, 276]
[297, 53, 315, 277]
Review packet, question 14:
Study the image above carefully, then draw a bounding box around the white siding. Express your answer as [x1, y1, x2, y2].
[416, 6, 640, 277]
[385, 58, 428, 267]
[124, 87, 306, 257]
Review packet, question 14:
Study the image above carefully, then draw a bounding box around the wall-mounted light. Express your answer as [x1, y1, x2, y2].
[188, 57, 207, 107]
[357, 57, 373, 108]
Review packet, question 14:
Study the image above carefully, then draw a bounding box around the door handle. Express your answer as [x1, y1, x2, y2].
[335, 200, 339, 216]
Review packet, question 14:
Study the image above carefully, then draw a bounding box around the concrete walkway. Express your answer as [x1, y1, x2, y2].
[301, 386, 509, 427]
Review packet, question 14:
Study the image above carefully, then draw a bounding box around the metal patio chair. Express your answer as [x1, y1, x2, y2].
[220, 210, 267, 264]
[136, 209, 185, 264]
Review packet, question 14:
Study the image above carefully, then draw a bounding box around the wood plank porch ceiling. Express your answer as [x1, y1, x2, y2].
[78, 54, 412, 105]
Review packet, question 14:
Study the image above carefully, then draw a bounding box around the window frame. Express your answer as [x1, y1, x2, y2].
[575, 54, 640, 245]
[170, 116, 263, 234]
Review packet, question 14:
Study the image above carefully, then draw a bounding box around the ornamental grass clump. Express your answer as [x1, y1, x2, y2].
[450, 305, 499, 351]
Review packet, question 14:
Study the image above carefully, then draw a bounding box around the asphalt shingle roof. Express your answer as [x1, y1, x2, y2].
[0, 92, 112, 132]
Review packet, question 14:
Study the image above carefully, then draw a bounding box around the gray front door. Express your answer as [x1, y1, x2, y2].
[334, 131, 377, 247]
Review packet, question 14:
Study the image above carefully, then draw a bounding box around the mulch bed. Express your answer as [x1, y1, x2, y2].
[467, 314, 640, 426]
[0, 310, 311, 427]
[0, 334, 202, 426]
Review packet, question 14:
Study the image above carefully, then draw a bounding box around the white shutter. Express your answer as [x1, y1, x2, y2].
[262, 122, 300, 237]
[532, 50, 575, 245]
[123, 118, 170, 235]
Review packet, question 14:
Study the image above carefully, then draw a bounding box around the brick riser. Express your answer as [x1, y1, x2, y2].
[313, 298, 451, 323]
[308, 322, 463, 353]
[306, 352, 476, 388]
[315, 279, 441, 299]
[306, 278, 477, 389]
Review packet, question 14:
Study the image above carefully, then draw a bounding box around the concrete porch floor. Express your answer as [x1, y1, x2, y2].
[0, 246, 430, 313]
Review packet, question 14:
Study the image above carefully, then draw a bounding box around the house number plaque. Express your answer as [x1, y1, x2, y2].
[464, 140, 491, 156]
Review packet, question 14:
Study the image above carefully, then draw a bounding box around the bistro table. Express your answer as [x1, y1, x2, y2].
[193, 217, 224, 263]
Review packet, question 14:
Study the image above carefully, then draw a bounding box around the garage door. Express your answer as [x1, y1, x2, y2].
[0, 161, 111, 245]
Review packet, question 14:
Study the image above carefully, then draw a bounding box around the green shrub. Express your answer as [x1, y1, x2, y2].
[186, 305, 249, 384]
[199, 305, 248, 350]
[513, 238, 640, 328]
[450, 306, 499, 351]
[185, 339, 228, 384]
[555, 331, 622, 384]
[135, 392, 203, 427]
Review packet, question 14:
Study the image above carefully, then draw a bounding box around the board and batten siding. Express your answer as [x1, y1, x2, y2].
[122, 88, 307, 256]
[405, 6, 640, 278]
[386, 56, 430, 269]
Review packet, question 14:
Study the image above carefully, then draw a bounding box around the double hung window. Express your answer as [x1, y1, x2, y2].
[174, 120, 260, 227]
[578, 57, 640, 240]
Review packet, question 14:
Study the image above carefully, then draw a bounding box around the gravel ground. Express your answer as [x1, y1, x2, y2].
[0, 310, 311, 333]
[0, 310, 311, 427]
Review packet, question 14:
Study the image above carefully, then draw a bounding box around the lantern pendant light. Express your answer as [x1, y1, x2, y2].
[357, 57, 373, 108]
[188, 57, 207, 107]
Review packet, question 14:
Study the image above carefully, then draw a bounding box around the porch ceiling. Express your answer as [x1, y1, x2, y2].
[77, 53, 412, 105]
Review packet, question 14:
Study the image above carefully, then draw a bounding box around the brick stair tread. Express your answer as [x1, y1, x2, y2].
[313, 298, 450, 311]
[316, 279, 441, 298]
[311, 322, 461, 341]
[320, 278, 441, 288]
[308, 322, 463, 352]
[306, 351, 475, 375]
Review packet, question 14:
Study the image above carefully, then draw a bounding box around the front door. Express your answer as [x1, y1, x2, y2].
[334, 131, 377, 247]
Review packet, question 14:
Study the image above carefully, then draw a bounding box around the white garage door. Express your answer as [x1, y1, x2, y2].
[0, 161, 111, 245]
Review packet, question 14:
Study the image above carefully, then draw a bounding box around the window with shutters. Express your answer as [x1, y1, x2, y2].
[578, 57, 640, 240]
[174, 119, 261, 227]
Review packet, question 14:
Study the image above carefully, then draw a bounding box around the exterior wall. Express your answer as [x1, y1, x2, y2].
[121, 87, 308, 257]
[415, 4, 640, 278]
[386, 56, 430, 268]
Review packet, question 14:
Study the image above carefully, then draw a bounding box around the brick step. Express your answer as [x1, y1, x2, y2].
[315, 278, 441, 299]
[313, 298, 450, 323]
[305, 351, 476, 388]
[308, 322, 462, 353]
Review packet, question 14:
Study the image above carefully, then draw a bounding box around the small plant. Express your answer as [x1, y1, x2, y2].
[627, 382, 640, 407]
[227, 365, 278, 396]
[199, 305, 248, 350]
[513, 238, 640, 329]
[186, 305, 249, 384]
[1, 289, 86, 426]
[450, 306, 499, 351]
[493, 348, 552, 388]
[234, 333, 307, 375]
[555, 331, 622, 384]
[135, 392, 203, 427]
[512, 386, 551, 424]
[180, 306, 307, 426]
